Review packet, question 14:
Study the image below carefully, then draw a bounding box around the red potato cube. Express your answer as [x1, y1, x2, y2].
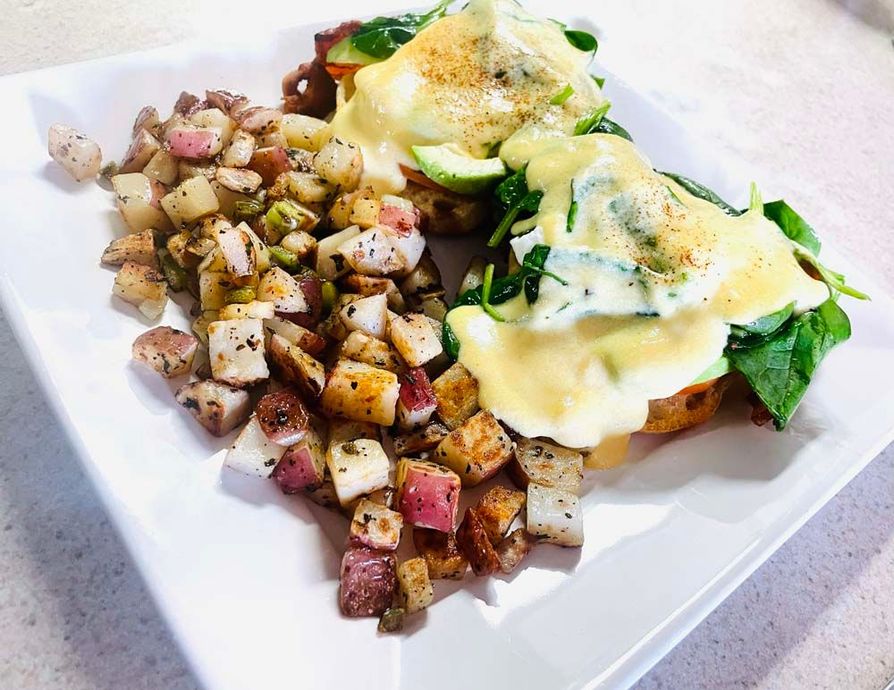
[378, 203, 419, 237]
[132, 326, 198, 378]
[272, 417, 326, 493]
[262, 316, 327, 357]
[395, 459, 461, 533]
[234, 106, 283, 135]
[255, 388, 310, 446]
[175, 379, 250, 436]
[248, 146, 292, 186]
[455, 507, 501, 576]
[349, 499, 404, 551]
[120, 128, 161, 174]
[339, 546, 397, 618]
[167, 125, 223, 159]
[397, 367, 438, 431]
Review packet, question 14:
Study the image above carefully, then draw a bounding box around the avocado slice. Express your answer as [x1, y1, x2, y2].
[689, 356, 732, 386]
[411, 144, 508, 195]
[326, 37, 381, 66]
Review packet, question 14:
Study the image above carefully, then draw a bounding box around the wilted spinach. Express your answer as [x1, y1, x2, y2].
[351, 0, 452, 58]
[486, 167, 544, 247]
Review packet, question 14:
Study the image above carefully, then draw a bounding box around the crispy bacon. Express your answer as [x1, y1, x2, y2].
[282, 61, 338, 118]
[314, 20, 362, 62]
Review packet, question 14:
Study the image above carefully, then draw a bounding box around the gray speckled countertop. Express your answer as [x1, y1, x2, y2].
[1, 1, 892, 688]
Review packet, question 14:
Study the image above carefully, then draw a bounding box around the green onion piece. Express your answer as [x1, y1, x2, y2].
[159, 251, 187, 292]
[225, 286, 257, 304]
[549, 84, 574, 105]
[233, 199, 263, 223]
[321, 280, 339, 314]
[748, 182, 763, 213]
[268, 245, 300, 270]
[574, 101, 611, 136]
[566, 180, 578, 232]
[486, 206, 520, 248]
[480, 263, 505, 322]
[267, 200, 310, 235]
[377, 607, 405, 633]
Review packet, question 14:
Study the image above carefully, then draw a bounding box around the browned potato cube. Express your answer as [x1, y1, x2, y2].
[341, 274, 406, 313]
[101, 229, 157, 267]
[392, 421, 449, 456]
[350, 499, 403, 551]
[431, 362, 479, 430]
[397, 557, 433, 614]
[434, 411, 513, 487]
[412, 529, 467, 580]
[455, 507, 500, 576]
[174, 379, 250, 437]
[475, 486, 526, 545]
[267, 333, 325, 399]
[338, 331, 403, 373]
[132, 326, 198, 378]
[320, 358, 399, 426]
[328, 417, 380, 444]
[496, 528, 537, 574]
[508, 437, 583, 494]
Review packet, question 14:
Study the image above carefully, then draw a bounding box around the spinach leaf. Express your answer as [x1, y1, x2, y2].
[565, 29, 598, 53]
[487, 167, 544, 247]
[574, 102, 612, 136]
[725, 299, 851, 430]
[762, 200, 821, 255]
[660, 172, 741, 216]
[794, 247, 870, 300]
[730, 303, 794, 339]
[592, 75, 606, 89]
[591, 116, 633, 141]
[351, 0, 452, 59]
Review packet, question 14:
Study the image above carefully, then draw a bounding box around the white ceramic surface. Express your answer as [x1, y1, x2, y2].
[1, 14, 893, 690]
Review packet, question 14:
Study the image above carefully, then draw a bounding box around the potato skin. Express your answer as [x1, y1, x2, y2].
[641, 377, 730, 433]
[456, 507, 501, 576]
[339, 547, 397, 617]
[412, 529, 468, 580]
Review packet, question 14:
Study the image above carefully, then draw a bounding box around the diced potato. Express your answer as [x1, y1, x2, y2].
[341, 274, 406, 313]
[262, 316, 327, 357]
[399, 251, 444, 301]
[165, 230, 194, 268]
[210, 218, 256, 278]
[349, 198, 382, 229]
[120, 128, 161, 174]
[142, 148, 178, 185]
[132, 106, 161, 136]
[433, 411, 513, 487]
[271, 416, 327, 492]
[378, 200, 419, 236]
[198, 271, 234, 311]
[339, 294, 388, 339]
[361, 486, 395, 510]
[267, 333, 326, 399]
[167, 125, 223, 159]
[234, 106, 282, 135]
[314, 137, 362, 191]
[337, 227, 405, 276]
[526, 484, 583, 547]
[392, 422, 449, 457]
[395, 459, 461, 533]
[397, 558, 433, 614]
[412, 528, 468, 580]
[458, 255, 487, 296]
[281, 113, 328, 151]
[581, 434, 631, 470]
[220, 128, 255, 168]
[177, 160, 216, 181]
[191, 310, 218, 347]
[304, 479, 341, 510]
[279, 231, 317, 262]
[218, 300, 275, 320]
[255, 130, 289, 150]
[208, 180, 253, 218]
[161, 175, 220, 228]
[389, 313, 443, 368]
[215, 166, 262, 194]
[112, 173, 173, 233]
[496, 528, 537, 574]
[205, 88, 248, 115]
[431, 362, 480, 430]
[224, 416, 285, 478]
[381, 226, 426, 277]
[175, 379, 250, 436]
[316, 225, 361, 280]
[47, 124, 102, 181]
[339, 546, 397, 617]
[113, 260, 168, 320]
[418, 296, 448, 322]
[326, 190, 360, 230]
[327, 439, 391, 507]
[508, 437, 584, 493]
[207, 318, 269, 387]
[475, 486, 526, 545]
[321, 359, 400, 426]
[248, 146, 292, 186]
[396, 367, 437, 431]
[101, 229, 156, 267]
[456, 507, 501, 576]
[257, 266, 309, 318]
[350, 499, 404, 551]
[338, 331, 403, 373]
[283, 171, 333, 205]
[240, 223, 271, 274]
[328, 418, 380, 445]
[132, 326, 198, 378]
[255, 388, 310, 446]
[190, 107, 235, 146]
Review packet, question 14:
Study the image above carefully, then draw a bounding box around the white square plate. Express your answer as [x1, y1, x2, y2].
[2, 10, 894, 690]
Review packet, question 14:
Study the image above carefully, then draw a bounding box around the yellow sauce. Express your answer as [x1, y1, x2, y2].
[329, 0, 605, 192]
[447, 135, 830, 448]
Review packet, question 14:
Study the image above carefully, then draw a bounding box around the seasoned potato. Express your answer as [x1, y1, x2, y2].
[337, 227, 406, 276]
[457, 256, 487, 296]
[431, 362, 479, 430]
[456, 507, 501, 576]
[272, 417, 327, 493]
[526, 484, 583, 547]
[175, 379, 250, 436]
[496, 528, 537, 574]
[101, 229, 157, 267]
[267, 333, 325, 399]
[316, 225, 361, 280]
[412, 528, 468, 580]
[255, 388, 310, 446]
[142, 148, 178, 185]
[198, 270, 233, 311]
[389, 313, 443, 368]
[132, 326, 198, 378]
[338, 331, 403, 373]
[397, 557, 433, 614]
[166, 125, 224, 159]
[339, 546, 397, 618]
[218, 300, 275, 320]
[207, 318, 269, 387]
[328, 418, 380, 445]
[399, 250, 444, 303]
[508, 437, 583, 494]
[381, 226, 426, 277]
[396, 367, 437, 431]
[341, 274, 406, 313]
[161, 175, 220, 228]
[350, 499, 404, 551]
[314, 137, 362, 191]
[304, 479, 341, 511]
[220, 128, 256, 168]
[475, 486, 526, 545]
[400, 180, 488, 235]
[212, 218, 256, 278]
[433, 411, 513, 487]
[281, 113, 328, 151]
[395, 459, 461, 533]
[641, 378, 729, 433]
[339, 294, 388, 339]
[47, 124, 102, 181]
[120, 128, 161, 174]
[257, 267, 309, 319]
[190, 107, 236, 147]
[224, 416, 286, 478]
[349, 197, 382, 229]
[262, 316, 327, 357]
[112, 173, 173, 233]
[215, 166, 263, 194]
[392, 421, 450, 457]
[279, 230, 317, 262]
[327, 439, 391, 507]
[321, 359, 399, 426]
[113, 260, 168, 320]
